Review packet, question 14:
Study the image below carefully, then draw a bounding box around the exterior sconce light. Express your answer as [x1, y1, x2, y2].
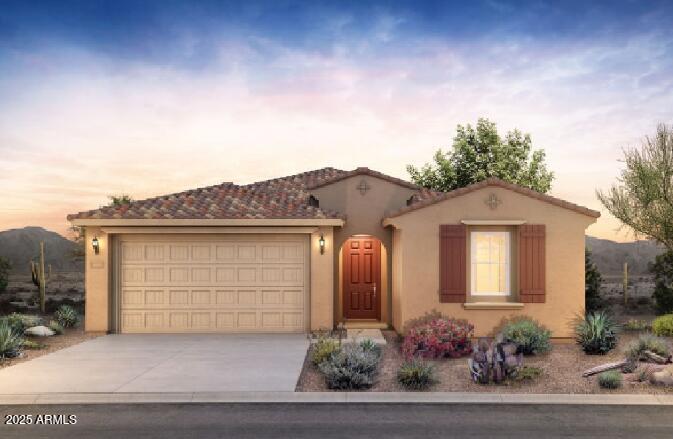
[319, 234, 325, 255]
[92, 236, 100, 255]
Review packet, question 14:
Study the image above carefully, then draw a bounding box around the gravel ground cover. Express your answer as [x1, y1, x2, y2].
[296, 330, 673, 394]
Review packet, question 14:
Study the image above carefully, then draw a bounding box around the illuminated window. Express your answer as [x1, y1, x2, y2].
[471, 231, 510, 295]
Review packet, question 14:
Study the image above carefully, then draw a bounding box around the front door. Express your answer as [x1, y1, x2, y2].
[343, 236, 381, 320]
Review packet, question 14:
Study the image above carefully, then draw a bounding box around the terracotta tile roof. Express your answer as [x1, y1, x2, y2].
[68, 166, 429, 222]
[384, 177, 601, 219]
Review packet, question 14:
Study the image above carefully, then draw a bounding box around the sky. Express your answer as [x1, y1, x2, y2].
[1, 0, 673, 240]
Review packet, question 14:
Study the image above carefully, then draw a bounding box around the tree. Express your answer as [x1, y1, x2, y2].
[585, 248, 603, 312]
[650, 251, 673, 314]
[597, 124, 673, 251]
[407, 118, 554, 193]
[108, 194, 133, 207]
[0, 256, 11, 294]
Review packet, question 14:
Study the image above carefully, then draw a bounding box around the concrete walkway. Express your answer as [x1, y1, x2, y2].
[0, 334, 309, 394]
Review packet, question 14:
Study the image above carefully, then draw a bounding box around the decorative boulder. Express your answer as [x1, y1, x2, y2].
[650, 365, 673, 386]
[468, 336, 523, 384]
[24, 326, 55, 337]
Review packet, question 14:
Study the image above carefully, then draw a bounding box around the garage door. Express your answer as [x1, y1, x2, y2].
[118, 235, 308, 333]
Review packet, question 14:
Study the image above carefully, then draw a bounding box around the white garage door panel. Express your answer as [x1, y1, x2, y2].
[119, 236, 308, 333]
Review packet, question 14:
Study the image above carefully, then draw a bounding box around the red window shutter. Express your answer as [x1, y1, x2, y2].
[439, 224, 467, 303]
[519, 224, 546, 303]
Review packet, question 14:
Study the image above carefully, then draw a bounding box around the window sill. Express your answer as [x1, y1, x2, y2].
[462, 302, 525, 310]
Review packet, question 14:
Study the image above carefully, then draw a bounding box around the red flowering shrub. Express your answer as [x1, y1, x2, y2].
[402, 318, 474, 359]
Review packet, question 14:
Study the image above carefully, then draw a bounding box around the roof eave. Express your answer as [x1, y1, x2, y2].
[69, 218, 345, 227]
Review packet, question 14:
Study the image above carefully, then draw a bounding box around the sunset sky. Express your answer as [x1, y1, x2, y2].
[1, 0, 673, 241]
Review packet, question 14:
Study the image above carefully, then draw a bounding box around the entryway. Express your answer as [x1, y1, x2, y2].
[342, 235, 381, 320]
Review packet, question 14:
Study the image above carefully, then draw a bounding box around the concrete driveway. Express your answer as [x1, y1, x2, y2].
[0, 334, 309, 393]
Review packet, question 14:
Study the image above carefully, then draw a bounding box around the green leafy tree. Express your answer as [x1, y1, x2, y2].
[108, 194, 133, 207]
[597, 124, 673, 251]
[650, 251, 673, 314]
[585, 248, 603, 312]
[407, 118, 554, 193]
[0, 256, 11, 294]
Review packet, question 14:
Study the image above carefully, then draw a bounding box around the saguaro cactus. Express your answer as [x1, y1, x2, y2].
[30, 241, 51, 313]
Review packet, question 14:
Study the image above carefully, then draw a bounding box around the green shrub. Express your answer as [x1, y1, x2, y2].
[359, 338, 381, 356]
[652, 314, 673, 336]
[1, 313, 41, 333]
[624, 334, 671, 362]
[597, 370, 622, 389]
[54, 305, 79, 328]
[318, 343, 380, 390]
[22, 340, 45, 350]
[585, 248, 604, 312]
[0, 320, 23, 359]
[310, 337, 341, 366]
[48, 320, 64, 335]
[512, 365, 543, 382]
[499, 317, 551, 355]
[575, 311, 619, 354]
[0, 256, 10, 294]
[651, 251, 673, 314]
[397, 360, 435, 390]
[623, 319, 651, 331]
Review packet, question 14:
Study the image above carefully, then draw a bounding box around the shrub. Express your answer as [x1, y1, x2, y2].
[318, 343, 380, 390]
[651, 251, 673, 314]
[359, 338, 381, 356]
[499, 317, 551, 355]
[397, 360, 435, 390]
[585, 248, 604, 312]
[310, 337, 341, 366]
[54, 305, 79, 328]
[48, 320, 64, 335]
[22, 340, 45, 350]
[597, 370, 622, 389]
[1, 313, 41, 333]
[625, 334, 671, 362]
[637, 365, 656, 382]
[0, 256, 10, 294]
[0, 320, 23, 359]
[512, 365, 543, 382]
[402, 317, 474, 359]
[623, 319, 651, 331]
[575, 311, 619, 355]
[652, 314, 673, 337]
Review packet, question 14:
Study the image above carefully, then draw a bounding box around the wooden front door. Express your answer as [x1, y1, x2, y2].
[343, 236, 381, 320]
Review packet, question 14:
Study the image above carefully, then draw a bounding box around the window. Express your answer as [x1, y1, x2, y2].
[470, 231, 510, 296]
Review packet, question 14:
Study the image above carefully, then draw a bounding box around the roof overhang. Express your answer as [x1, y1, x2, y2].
[69, 218, 345, 227]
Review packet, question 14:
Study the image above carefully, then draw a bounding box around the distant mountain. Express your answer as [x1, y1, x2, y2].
[0, 227, 82, 273]
[586, 236, 665, 276]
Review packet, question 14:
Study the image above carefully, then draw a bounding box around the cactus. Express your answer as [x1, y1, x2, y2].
[30, 241, 51, 313]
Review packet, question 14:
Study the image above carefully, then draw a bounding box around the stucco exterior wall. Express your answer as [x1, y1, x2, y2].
[84, 227, 110, 332]
[310, 226, 334, 330]
[386, 186, 596, 338]
[311, 175, 416, 325]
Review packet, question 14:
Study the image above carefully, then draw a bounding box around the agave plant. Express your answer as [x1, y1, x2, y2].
[54, 305, 79, 328]
[0, 320, 24, 359]
[575, 311, 619, 354]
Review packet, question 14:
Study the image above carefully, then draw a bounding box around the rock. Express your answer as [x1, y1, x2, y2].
[24, 326, 55, 337]
[650, 365, 673, 386]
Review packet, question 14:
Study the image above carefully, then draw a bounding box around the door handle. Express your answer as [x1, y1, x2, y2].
[372, 284, 377, 299]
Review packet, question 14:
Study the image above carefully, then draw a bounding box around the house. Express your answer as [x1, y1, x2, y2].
[67, 167, 599, 338]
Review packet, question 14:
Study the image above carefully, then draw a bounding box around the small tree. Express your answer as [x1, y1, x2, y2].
[585, 248, 603, 312]
[407, 118, 554, 193]
[597, 124, 673, 251]
[108, 194, 133, 207]
[651, 251, 673, 314]
[0, 256, 11, 294]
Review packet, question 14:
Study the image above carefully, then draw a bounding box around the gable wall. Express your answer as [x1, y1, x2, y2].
[311, 175, 417, 324]
[387, 186, 597, 337]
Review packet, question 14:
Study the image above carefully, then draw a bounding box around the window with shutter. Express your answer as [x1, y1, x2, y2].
[439, 224, 467, 303]
[518, 224, 546, 303]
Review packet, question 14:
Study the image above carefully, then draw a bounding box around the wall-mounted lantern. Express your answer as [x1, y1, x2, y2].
[319, 234, 325, 255]
[92, 236, 100, 255]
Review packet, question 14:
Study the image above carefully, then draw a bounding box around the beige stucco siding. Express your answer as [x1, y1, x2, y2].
[312, 175, 416, 325]
[84, 227, 110, 332]
[387, 186, 596, 338]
